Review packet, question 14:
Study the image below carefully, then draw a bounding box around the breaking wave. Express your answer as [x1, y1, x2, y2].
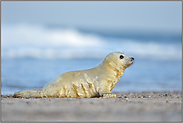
[1, 24, 182, 60]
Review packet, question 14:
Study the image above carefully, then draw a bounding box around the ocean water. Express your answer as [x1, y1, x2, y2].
[1, 24, 182, 95]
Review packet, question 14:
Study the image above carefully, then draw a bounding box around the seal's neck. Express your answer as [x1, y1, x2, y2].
[99, 60, 126, 91]
[108, 61, 125, 80]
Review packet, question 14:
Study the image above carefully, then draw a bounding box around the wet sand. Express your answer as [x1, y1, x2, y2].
[1, 91, 182, 122]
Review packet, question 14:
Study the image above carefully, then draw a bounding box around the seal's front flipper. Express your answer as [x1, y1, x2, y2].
[98, 87, 116, 98]
[102, 93, 116, 98]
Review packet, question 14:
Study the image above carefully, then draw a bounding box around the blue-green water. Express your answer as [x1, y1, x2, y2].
[1, 57, 182, 95]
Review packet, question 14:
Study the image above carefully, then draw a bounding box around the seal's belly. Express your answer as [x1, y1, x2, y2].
[42, 70, 100, 98]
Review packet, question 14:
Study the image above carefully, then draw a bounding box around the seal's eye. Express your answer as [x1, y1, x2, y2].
[119, 55, 124, 59]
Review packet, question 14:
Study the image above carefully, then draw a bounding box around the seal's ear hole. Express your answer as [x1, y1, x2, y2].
[119, 55, 124, 59]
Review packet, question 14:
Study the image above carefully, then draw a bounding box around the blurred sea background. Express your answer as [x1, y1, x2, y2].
[1, 1, 182, 95]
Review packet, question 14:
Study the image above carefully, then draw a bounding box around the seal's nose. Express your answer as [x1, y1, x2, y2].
[131, 57, 134, 61]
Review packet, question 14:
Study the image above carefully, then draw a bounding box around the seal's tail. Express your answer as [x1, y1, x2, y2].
[13, 89, 43, 98]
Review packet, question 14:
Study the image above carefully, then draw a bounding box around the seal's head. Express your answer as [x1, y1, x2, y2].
[103, 52, 134, 69]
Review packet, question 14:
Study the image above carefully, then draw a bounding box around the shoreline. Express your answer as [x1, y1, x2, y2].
[1, 90, 182, 97]
[1, 91, 182, 122]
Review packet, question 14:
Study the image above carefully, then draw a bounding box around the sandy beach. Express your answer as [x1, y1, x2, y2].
[1, 91, 182, 122]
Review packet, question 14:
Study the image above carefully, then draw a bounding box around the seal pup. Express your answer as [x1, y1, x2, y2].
[13, 52, 134, 98]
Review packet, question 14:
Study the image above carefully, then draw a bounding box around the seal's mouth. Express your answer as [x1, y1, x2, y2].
[125, 57, 134, 68]
[130, 57, 135, 64]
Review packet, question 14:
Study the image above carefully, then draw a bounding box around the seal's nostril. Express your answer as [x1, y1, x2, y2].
[131, 57, 134, 60]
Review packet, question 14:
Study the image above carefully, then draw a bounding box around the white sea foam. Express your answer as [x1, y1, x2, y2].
[1, 24, 182, 60]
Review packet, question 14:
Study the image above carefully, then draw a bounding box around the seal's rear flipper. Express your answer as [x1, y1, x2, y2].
[13, 89, 42, 98]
